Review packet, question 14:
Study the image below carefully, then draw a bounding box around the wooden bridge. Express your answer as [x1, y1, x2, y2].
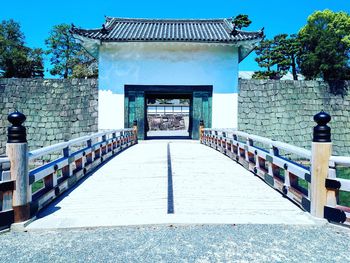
[0, 111, 349, 231]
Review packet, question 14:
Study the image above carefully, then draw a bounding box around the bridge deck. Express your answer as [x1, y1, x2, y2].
[27, 141, 315, 230]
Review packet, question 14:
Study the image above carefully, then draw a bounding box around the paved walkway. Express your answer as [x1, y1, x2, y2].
[2, 224, 350, 262]
[27, 140, 315, 230]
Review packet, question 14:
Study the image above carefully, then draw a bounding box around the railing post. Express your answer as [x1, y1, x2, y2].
[199, 120, 204, 142]
[310, 111, 332, 218]
[246, 138, 253, 162]
[63, 144, 72, 177]
[133, 120, 138, 143]
[222, 131, 227, 153]
[6, 111, 30, 223]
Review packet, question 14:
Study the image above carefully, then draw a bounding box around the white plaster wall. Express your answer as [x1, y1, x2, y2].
[98, 90, 124, 129]
[212, 93, 238, 128]
[98, 42, 239, 129]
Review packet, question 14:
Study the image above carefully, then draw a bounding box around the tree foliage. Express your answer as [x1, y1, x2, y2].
[46, 24, 97, 78]
[71, 50, 98, 79]
[253, 34, 300, 80]
[255, 39, 275, 72]
[272, 34, 300, 80]
[298, 9, 350, 81]
[233, 14, 252, 30]
[0, 19, 44, 78]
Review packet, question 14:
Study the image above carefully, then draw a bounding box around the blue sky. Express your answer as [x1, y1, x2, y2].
[1, 0, 349, 77]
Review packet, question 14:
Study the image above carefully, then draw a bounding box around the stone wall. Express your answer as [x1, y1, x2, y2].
[238, 79, 350, 156]
[2, 78, 350, 156]
[0, 79, 98, 156]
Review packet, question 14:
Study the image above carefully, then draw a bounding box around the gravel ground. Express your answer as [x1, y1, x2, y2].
[1, 224, 349, 263]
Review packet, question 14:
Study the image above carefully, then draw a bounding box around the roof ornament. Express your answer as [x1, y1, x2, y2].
[259, 27, 265, 38]
[101, 24, 108, 35]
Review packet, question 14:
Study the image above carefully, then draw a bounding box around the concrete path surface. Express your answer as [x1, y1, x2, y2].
[26, 140, 316, 230]
[1, 224, 350, 262]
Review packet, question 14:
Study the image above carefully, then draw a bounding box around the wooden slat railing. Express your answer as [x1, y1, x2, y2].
[4, 110, 139, 228]
[326, 156, 350, 225]
[0, 157, 14, 229]
[201, 128, 312, 213]
[28, 129, 137, 216]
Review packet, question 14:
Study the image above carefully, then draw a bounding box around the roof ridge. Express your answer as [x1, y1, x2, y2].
[105, 17, 227, 22]
[72, 17, 264, 44]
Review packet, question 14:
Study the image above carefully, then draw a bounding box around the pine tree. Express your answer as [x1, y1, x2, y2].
[0, 19, 44, 78]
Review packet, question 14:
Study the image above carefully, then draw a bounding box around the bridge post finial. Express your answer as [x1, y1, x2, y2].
[133, 120, 138, 143]
[199, 120, 204, 143]
[6, 111, 30, 224]
[313, 111, 331, 142]
[310, 111, 332, 219]
[7, 111, 27, 143]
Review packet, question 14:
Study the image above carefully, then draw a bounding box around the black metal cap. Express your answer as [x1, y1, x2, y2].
[7, 111, 27, 143]
[199, 120, 204, 126]
[133, 120, 137, 126]
[313, 111, 331, 142]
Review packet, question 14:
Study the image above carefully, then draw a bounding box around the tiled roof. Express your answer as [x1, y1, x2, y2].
[71, 17, 263, 44]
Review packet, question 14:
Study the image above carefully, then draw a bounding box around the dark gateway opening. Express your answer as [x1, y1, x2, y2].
[124, 85, 212, 140]
[146, 95, 191, 140]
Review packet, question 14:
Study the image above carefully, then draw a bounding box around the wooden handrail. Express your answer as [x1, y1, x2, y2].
[0, 157, 10, 163]
[202, 123, 349, 226]
[201, 128, 311, 212]
[203, 128, 311, 158]
[330, 156, 350, 166]
[28, 129, 133, 160]
[27, 128, 137, 217]
[5, 110, 139, 227]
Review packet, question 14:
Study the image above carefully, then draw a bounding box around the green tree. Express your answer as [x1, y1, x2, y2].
[255, 39, 274, 71]
[253, 34, 301, 80]
[71, 50, 98, 78]
[272, 34, 300, 80]
[0, 19, 43, 78]
[46, 24, 97, 78]
[231, 14, 252, 36]
[298, 10, 350, 81]
[45, 24, 80, 78]
[233, 14, 252, 30]
[253, 38, 282, 79]
[27, 48, 45, 78]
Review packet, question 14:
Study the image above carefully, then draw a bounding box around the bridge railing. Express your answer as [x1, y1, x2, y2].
[200, 111, 350, 226]
[3, 111, 138, 228]
[0, 157, 13, 229]
[326, 156, 350, 224]
[28, 128, 136, 216]
[201, 128, 312, 214]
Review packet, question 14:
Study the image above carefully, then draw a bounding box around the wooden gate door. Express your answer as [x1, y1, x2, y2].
[125, 85, 212, 140]
[124, 90, 146, 139]
[192, 91, 212, 139]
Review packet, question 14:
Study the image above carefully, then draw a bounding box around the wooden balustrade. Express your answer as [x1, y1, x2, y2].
[28, 129, 137, 216]
[3, 109, 350, 228]
[325, 156, 350, 224]
[201, 128, 312, 214]
[4, 111, 138, 227]
[0, 157, 14, 229]
[200, 112, 350, 226]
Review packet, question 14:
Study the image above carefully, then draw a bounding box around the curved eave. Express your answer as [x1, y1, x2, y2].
[71, 27, 263, 44]
[74, 34, 262, 63]
[238, 38, 262, 63]
[73, 34, 100, 59]
[74, 32, 262, 44]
